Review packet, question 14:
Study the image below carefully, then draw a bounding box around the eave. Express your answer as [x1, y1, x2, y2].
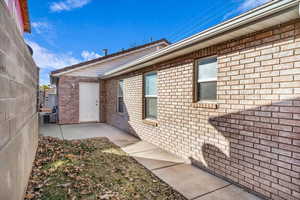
[19, 0, 31, 33]
[102, 0, 300, 79]
[51, 39, 170, 77]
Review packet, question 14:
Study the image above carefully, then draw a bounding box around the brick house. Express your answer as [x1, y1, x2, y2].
[51, 0, 300, 199]
[50, 39, 169, 124]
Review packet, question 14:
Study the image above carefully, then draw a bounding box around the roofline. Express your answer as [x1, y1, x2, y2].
[102, 0, 300, 78]
[51, 39, 170, 76]
[19, 0, 31, 33]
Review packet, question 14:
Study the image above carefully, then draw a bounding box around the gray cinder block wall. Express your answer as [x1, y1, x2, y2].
[0, 1, 39, 200]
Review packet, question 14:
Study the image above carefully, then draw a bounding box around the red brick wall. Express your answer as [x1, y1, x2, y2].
[105, 20, 300, 200]
[57, 76, 102, 124]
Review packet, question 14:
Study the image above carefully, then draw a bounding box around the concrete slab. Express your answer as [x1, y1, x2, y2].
[60, 123, 138, 143]
[122, 141, 158, 154]
[40, 123, 63, 139]
[194, 185, 262, 200]
[132, 148, 184, 170]
[40, 123, 139, 147]
[153, 164, 230, 200]
[134, 156, 181, 171]
[112, 139, 138, 148]
[39, 123, 261, 200]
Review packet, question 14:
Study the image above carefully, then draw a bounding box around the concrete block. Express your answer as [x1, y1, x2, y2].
[0, 120, 10, 149]
[0, 115, 38, 200]
[0, 2, 39, 199]
[0, 75, 10, 98]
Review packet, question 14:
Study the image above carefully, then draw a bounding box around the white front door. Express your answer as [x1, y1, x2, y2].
[79, 82, 100, 122]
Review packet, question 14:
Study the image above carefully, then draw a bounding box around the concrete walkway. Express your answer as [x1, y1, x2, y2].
[40, 123, 261, 200]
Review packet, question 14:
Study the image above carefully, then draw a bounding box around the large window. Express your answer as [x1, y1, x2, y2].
[144, 72, 157, 119]
[196, 57, 217, 101]
[117, 80, 124, 113]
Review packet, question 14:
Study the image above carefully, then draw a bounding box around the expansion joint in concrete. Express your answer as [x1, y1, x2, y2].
[189, 184, 232, 200]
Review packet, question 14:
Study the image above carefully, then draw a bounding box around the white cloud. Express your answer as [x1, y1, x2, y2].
[26, 40, 80, 69]
[50, 0, 91, 12]
[31, 22, 51, 34]
[238, 0, 270, 12]
[223, 0, 270, 20]
[81, 50, 101, 61]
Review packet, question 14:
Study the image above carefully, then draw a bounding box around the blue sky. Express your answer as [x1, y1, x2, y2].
[25, 0, 270, 85]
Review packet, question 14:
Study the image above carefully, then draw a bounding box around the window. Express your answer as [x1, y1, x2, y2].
[117, 80, 124, 113]
[196, 57, 217, 101]
[144, 72, 157, 119]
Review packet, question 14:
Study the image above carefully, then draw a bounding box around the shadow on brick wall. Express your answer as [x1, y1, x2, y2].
[112, 103, 141, 139]
[189, 99, 299, 199]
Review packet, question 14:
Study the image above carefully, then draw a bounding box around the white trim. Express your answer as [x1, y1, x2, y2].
[144, 71, 158, 119]
[198, 78, 217, 83]
[197, 56, 218, 82]
[52, 42, 168, 77]
[144, 71, 158, 96]
[145, 95, 157, 98]
[102, 0, 300, 78]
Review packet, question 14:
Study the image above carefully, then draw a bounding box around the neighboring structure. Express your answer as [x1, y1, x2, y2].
[3, 0, 31, 33]
[38, 88, 45, 108]
[0, 1, 38, 200]
[39, 87, 57, 112]
[50, 39, 169, 125]
[45, 88, 57, 110]
[51, 0, 300, 199]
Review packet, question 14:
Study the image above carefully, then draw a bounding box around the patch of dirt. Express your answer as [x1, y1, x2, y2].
[25, 136, 187, 200]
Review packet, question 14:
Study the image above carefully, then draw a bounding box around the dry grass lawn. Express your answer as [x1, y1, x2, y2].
[25, 136, 187, 200]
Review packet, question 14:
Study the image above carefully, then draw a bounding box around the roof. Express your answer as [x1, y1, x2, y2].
[51, 39, 170, 76]
[19, 0, 31, 32]
[102, 0, 300, 78]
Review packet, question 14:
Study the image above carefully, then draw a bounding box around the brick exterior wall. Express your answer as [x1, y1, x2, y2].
[58, 76, 104, 124]
[104, 20, 300, 200]
[0, 0, 39, 199]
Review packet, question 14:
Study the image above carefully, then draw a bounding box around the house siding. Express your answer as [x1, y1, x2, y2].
[105, 20, 300, 200]
[67, 46, 164, 77]
[0, 1, 39, 199]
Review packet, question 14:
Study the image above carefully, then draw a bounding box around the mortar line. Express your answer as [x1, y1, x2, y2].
[189, 184, 232, 200]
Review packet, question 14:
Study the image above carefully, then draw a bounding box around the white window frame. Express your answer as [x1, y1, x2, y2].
[196, 56, 218, 101]
[117, 80, 124, 113]
[144, 71, 157, 120]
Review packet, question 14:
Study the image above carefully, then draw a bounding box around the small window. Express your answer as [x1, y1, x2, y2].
[117, 80, 124, 113]
[144, 72, 157, 119]
[196, 57, 217, 101]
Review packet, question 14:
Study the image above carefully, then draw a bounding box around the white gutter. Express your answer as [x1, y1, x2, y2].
[102, 0, 300, 78]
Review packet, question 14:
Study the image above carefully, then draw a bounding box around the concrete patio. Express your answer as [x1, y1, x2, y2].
[40, 123, 262, 200]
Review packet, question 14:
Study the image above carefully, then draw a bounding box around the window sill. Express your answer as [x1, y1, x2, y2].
[192, 101, 218, 109]
[143, 119, 158, 127]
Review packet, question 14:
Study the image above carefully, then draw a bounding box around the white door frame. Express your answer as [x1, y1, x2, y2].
[79, 82, 100, 122]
